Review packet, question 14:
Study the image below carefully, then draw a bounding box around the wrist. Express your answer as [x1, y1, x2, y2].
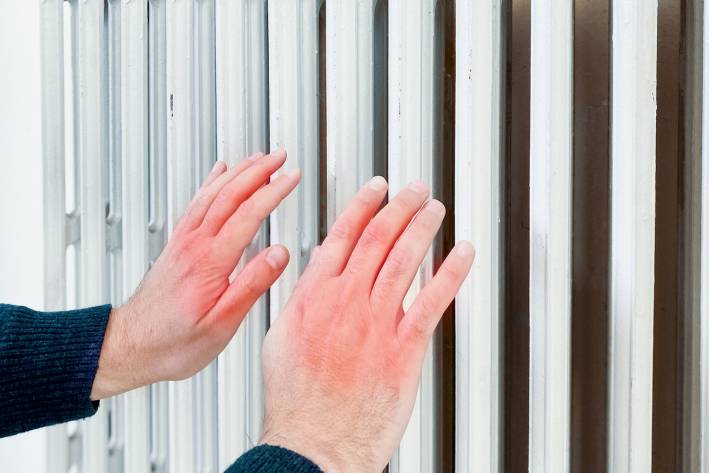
[90, 305, 147, 399]
[258, 428, 365, 473]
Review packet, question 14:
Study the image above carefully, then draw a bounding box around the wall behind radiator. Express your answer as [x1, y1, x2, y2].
[0, 1, 49, 471]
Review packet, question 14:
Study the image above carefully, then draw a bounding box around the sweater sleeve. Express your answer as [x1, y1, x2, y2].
[224, 445, 324, 473]
[0, 303, 111, 438]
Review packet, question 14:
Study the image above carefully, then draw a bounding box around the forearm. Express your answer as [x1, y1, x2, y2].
[224, 445, 323, 473]
[0, 303, 110, 437]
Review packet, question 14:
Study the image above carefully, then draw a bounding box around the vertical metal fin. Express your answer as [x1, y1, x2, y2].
[166, 0, 197, 471]
[454, 0, 504, 472]
[529, 0, 573, 471]
[120, 0, 151, 471]
[75, 0, 110, 470]
[267, 0, 321, 320]
[40, 1, 70, 471]
[214, 0, 270, 468]
[608, 1, 658, 471]
[325, 0, 377, 225]
[388, 1, 438, 471]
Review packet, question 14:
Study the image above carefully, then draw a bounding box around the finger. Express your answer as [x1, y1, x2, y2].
[201, 160, 227, 188]
[371, 199, 446, 314]
[200, 149, 288, 235]
[397, 241, 475, 349]
[179, 153, 263, 231]
[204, 245, 290, 330]
[343, 181, 430, 287]
[213, 168, 301, 268]
[313, 176, 388, 279]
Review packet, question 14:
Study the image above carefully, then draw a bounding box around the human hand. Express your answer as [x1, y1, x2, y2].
[259, 177, 475, 473]
[91, 149, 300, 399]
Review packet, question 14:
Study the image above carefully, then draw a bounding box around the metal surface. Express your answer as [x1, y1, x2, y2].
[454, 0, 504, 472]
[75, 0, 110, 470]
[36, 2, 704, 472]
[325, 0, 377, 223]
[40, 1, 69, 471]
[214, 0, 269, 468]
[166, 0, 197, 471]
[528, 0, 572, 472]
[267, 0, 321, 320]
[607, 0, 658, 471]
[120, 0, 150, 471]
[388, 1, 438, 471]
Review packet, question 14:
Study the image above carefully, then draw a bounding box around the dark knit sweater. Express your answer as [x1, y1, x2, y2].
[0, 303, 323, 473]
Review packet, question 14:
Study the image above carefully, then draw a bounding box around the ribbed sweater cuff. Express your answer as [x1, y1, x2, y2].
[224, 445, 324, 473]
[0, 304, 111, 438]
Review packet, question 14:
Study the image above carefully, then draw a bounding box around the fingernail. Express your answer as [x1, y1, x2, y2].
[367, 176, 387, 191]
[408, 180, 429, 196]
[212, 160, 225, 172]
[266, 246, 289, 269]
[247, 152, 263, 162]
[287, 167, 302, 179]
[273, 147, 287, 159]
[454, 241, 475, 258]
[424, 199, 445, 215]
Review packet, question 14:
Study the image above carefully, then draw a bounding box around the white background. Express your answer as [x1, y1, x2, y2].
[0, 0, 50, 471]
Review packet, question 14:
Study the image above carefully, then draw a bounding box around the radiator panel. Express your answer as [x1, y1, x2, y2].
[35, 1, 707, 472]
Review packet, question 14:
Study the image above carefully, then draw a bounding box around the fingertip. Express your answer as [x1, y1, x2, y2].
[423, 199, 446, 216]
[287, 167, 302, 181]
[265, 245, 290, 269]
[407, 180, 429, 196]
[272, 147, 288, 160]
[367, 175, 388, 192]
[213, 160, 227, 173]
[454, 241, 475, 260]
[247, 152, 265, 162]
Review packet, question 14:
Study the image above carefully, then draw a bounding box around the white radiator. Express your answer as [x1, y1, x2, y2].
[39, 0, 707, 472]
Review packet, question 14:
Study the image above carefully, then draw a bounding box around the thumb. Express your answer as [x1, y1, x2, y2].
[207, 245, 289, 331]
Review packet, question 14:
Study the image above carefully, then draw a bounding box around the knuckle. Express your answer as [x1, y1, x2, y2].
[212, 188, 232, 211]
[417, 292, 438, 317]
[329, 218, 353, 240]
[339, 276, 359, 298]
[360, 221, 389, 247]
[237, 198, 266, 220]
[386, 246, 412, 275]
[194, 190, 211, 209]
[354, 191, 375, 208]
[442, 260, 464, 282]
[407, 317, 429, 341]
[397, 189, 423, 210]
[237, 271, 262, 295]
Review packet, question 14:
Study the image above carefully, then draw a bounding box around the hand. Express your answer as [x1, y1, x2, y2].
[259, 177, 475, 473]
[91, 149, 300, 399]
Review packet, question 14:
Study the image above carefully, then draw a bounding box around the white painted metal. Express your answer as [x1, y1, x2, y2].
[38, 2, 697, 472]
[608, 1, 657, 472]
[529, 1, 573, 472]
[40, 1, 70, 472]
[267, 0, 322, 319]
[106, 2, 125, 469]
[120, 0, 151, 471]
[388, 1, 437, 471]
[147, 2, 170, 472]
[325, 0, 376, 223]
[75, 0, 110, 471]
[214, 0, 269, 468]
[454, 0, 503, 472]
[700, 2, 709, 469]
[166, 0, 197, 471]
[193, 2, 218, 472]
